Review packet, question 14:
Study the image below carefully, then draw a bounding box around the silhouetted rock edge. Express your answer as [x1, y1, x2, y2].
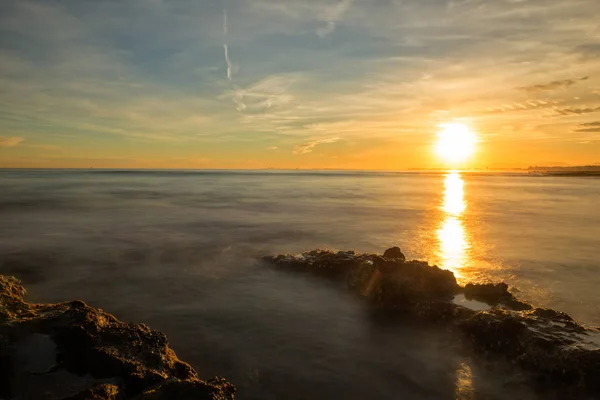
[262, 247, 600, 397]
[0, 275, 235, 400]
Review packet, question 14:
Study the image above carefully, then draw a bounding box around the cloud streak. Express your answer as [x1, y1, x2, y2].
[0, 136, 24, 147]
[317, 0, 352, 37]
[517, 77, 589, 92]
[575, 121, 600, 133]
[293, 137, 339, 155]
[555, 106, 600, 115]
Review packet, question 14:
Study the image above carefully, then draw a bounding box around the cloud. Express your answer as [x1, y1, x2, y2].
[317, 0, 352, 37]
[223, 75, 295, 113]
[293, 137, 339, 155]
[0, 136, 24, 147]
[575, 128, 600, 133]
[575, 121, 600, 133]
[26, 144, 61, 150]
[555, 106, 600, 115]
[517, 77, 588, 92]
[485, 100, 558, 113]
[576, 43, 600, 59]
[2, 0, 600, 168]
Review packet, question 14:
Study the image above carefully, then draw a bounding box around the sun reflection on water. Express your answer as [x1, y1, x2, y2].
[437, 172, 470, 279]
[454, 361, 475, 400]
[442, 172, 466, 215]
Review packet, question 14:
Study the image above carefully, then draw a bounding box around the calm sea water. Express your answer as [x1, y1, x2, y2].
[1, 169, 599, 399]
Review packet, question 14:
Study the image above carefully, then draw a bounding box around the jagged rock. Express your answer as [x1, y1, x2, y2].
[0, 275, 235, 400]
[382, 247, 405, 261]
[264, 249, 459, 313]
[353, 257, 459, 311]
[63, 384, 120, 400]
[461, 308, 599, 396]
[139, 377, 236, 400]
[462, 283, 532, 310]
[264, 250, 363, 278]
[263, 247, 600, 397]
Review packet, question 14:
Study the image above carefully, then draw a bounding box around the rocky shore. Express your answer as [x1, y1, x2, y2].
[263, 247, 600, 398]
[2, 246, 599, 399]
[0, 275, 235, 400]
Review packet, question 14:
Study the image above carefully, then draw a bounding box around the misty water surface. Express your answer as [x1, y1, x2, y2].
[0, 169, 598, 399]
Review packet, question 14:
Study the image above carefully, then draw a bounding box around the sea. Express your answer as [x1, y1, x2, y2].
[1, 169, 599, 399]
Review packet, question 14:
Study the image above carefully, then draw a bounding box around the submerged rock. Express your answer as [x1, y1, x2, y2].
[262, 246, 600, 397]
[0, 275, 235, 400]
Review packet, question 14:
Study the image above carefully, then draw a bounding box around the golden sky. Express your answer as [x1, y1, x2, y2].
[1, 0, 600, 169]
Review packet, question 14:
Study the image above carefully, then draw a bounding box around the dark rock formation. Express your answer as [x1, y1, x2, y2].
[462, 282, 532, 310]
[382, 246, 405, 261]
[0, 275, 235, 400]
[262, 246, 600, 397]
[461, 308, 600, 396]
[265, 250, 363, 278]
[265, 248, 460, 315]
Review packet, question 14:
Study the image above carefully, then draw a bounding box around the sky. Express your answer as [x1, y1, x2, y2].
[1, 0, 600, 169]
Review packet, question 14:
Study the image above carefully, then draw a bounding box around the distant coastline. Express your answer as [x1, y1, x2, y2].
[0, 166, 599, 177]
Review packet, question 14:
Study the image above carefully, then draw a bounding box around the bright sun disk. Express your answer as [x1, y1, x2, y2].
[435, 123, 477, 164]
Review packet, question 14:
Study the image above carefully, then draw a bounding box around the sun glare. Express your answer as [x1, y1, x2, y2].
[435, 123, 477, 165]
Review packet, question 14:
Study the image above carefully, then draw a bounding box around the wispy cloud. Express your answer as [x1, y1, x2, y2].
[555, 106, 600, 115]
[1, 0, 600, 168]
[26, 144, 61, 151]
[317, 0, 352, 37]
[518, 77, 589, 92]
[575, 121, 600, 132]
[0, 136, 24, 147]
[222, 75, 295, 113]
[485, 100, 559, 113]
[294, 137, 339, 155]
[580, 121, 600, 127]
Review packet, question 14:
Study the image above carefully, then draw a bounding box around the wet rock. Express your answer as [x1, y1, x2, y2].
[382, 247, 405, 261]
[362, 258, 458, 308]
[263, 250, 364, 278]
[264, 247, 600, 397]
[63, 383, 120, 400]
[461, 308, 599, 396]
[0, 275, 235, 400]
[462, 283, 532, 311]
[139, 377, 236, 400]
[264, 249, 459, 314]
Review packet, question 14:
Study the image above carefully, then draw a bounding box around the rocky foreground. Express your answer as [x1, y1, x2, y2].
[264, 247, 600, 398]
[0, 275, 235, 400]
[2, 247, 599, 399]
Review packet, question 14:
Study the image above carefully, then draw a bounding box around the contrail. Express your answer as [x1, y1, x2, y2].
[223, 9, 232, 81]
[223, 44, 232, 81]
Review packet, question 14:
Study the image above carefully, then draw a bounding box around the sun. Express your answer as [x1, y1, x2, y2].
[435, 123, 477, 164]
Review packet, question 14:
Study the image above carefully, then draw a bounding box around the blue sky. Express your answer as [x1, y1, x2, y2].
[1, 0, 599, 168]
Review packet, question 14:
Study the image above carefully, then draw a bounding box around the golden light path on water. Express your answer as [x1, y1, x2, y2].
[438, 171, 476, 398]
[437, 171, 471, 280]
